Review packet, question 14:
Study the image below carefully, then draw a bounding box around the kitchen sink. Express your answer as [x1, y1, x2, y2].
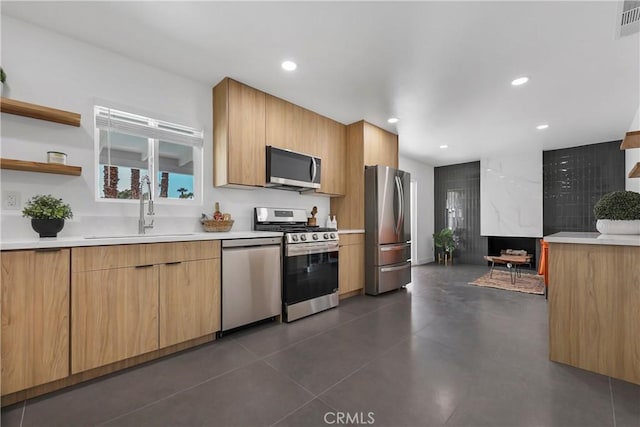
[83, 233, 195, 239]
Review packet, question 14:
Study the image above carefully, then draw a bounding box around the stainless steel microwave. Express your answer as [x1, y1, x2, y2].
[266, 146, 321, 191]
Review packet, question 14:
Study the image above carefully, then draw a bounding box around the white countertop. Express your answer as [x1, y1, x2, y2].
[0, 231, 283, 251]
[338, 229, 365, 234]
[544, 232, 640, 247]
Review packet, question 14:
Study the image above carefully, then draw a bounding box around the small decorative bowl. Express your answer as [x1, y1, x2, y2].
[201, 219, 234, 232]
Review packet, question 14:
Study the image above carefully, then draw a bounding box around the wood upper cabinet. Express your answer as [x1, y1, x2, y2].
[317, 116, 346, 196]
[265, 93, 346, 196]
[330, 121, 398, 229]
[266, 95, 319, 157]
[71, 241, 221, 373]
[159, 257, 221, 348]
[1, 249, 70, 395]
[266, 94, 300, 151]
[338, 234, 365, 296]
[213, 78, 266, 187]
[363, 121, 398, 168]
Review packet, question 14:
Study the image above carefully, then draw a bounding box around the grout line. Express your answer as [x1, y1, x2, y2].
[97, 353, 260, 426]
[316, 334, 412, 399]
[262, 358, 318, 398]
[19, 400, 26, 427]
[609, 377, 617, 427]
[267, 397, 317, 427]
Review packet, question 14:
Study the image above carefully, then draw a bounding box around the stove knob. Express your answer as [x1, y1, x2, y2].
[323, 233, 329, 239]
[312, 234, 319, 240]
[291, 235, 299, 242]
[330, 233, 336, 239]
[300, 234, 307, 241]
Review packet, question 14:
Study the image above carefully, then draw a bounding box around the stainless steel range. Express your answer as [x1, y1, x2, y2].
[254, 207, 339, 322]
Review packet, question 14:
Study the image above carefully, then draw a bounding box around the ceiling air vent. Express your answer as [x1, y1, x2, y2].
[618, 1, 640, 37]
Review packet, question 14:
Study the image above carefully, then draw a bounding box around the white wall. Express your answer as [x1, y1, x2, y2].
[0, 17, 329, 240]
[626, 106, 640, 192]
[480, 150, 543, 238]
[399, 156, 434, 264]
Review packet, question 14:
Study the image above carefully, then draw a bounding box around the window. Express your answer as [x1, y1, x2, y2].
[94, 106, 203, 203]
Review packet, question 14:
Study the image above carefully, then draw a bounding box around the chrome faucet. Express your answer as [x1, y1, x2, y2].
[138, 175, 155, 234]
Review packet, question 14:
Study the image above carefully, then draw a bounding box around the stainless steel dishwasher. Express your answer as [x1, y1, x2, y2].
[221, 237, 282, 333]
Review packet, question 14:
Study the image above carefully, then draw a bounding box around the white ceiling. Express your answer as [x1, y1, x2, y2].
[3, 1, 639, 166]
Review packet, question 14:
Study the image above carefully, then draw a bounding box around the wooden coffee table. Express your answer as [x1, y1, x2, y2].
[483, 254, 532, 284]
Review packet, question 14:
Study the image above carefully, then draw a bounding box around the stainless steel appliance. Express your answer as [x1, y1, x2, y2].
[254, 207, 339, 322]
[221, 237, 282, 332]
[365, 165, 412, 295]
[265, 146, 321, 191]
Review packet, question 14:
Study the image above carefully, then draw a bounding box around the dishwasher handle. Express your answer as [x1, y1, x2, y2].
[222, 237, 282, 248]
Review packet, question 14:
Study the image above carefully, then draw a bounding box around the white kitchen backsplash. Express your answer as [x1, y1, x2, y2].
[480, 151, 543, 238]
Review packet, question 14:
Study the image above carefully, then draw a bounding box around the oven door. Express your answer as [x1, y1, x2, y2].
[284, 242, 339, 305]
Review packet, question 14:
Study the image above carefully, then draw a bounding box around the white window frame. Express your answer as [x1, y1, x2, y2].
[93, 106, 204, 205]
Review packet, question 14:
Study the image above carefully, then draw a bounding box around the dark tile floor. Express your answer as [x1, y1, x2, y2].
[2, 264, 639, 427]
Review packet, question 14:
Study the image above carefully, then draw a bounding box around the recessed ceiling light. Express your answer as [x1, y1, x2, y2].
[281, 61, 297, 71]
[387, 117, 399, 124]
[439, 145, 448, 149]
[537, 124, 549, 130]
[511, 76, 529, 86]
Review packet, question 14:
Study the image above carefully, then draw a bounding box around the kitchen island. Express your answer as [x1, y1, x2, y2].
[545, 232, 640, 385]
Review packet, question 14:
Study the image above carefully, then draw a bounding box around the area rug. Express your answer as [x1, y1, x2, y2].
[469, 270, 545, 295]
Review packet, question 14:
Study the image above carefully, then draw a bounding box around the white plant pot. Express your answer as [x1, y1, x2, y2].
[596, 219, 640, 235]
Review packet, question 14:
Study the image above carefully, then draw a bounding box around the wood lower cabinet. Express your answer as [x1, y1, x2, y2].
[549, 243, 640, 385]
[71, 241, 221, 373]
[159, 258, 221, 348]
[71, 266, 159, 373]
[1, 249, 70, 395]
[213, 78, 266, 187]
[339, 234, 365, 296]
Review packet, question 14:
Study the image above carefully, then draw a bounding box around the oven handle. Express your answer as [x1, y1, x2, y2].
[286, 243, 339, 257]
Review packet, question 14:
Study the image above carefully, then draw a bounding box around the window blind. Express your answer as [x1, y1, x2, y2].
[95, 106, 203, 146]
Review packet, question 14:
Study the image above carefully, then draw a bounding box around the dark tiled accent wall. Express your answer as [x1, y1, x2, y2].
[543, 140, 625, 236]
[434, 161, 486, 265]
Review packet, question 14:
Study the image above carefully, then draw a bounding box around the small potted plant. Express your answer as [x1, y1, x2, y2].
[593, 190, 640, 235]
[22, 194, 73, 237]
[433, 227, 457, 264]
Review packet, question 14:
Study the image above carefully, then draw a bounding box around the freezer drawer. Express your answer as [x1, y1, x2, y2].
[376, 243, 411, 266]
[365, 261, 411, 296]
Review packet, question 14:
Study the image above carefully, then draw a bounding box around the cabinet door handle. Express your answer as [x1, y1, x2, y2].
[135, 264, 154, 269]
[35, 248, 62, 253]
[165, 261, 182, 266]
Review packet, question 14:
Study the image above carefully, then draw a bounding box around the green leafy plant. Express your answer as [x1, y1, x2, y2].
[593, 191, 640, 220]
[433, 227, 456, 254]
[22, 195, 73, 220]
[0, 67, 6, 84]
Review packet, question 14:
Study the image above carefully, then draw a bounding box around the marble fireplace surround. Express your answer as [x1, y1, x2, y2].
[480, 151, 543, 238]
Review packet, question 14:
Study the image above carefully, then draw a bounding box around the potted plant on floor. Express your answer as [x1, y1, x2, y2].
[22, 194, 73, 237]
[433, 227, 457, 265]
[593, 190, 640, 235]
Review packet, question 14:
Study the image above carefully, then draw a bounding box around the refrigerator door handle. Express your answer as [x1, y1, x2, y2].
[399, 177, 405, 229]
[380, 263, 411, 273]
[395, 176, 403, 237]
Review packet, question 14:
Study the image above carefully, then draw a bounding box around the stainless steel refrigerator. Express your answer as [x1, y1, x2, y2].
[365, 165, 412, 295]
